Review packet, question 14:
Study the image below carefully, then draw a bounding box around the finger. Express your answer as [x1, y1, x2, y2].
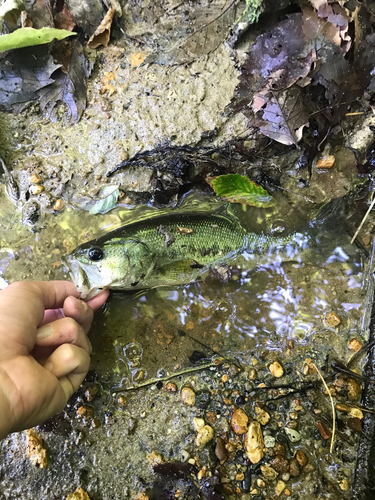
[86, 289, 110, 311]
[35, 317, 92, 354]
[63, 296, 94, 334]
[43, 344, 90, 399]
[41, 308, 65, 326]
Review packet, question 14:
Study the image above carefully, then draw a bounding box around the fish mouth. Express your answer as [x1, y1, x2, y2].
[61, 255, 97, 299]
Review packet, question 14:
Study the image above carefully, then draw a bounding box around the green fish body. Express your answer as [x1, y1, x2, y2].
[63, 209, 292, 299]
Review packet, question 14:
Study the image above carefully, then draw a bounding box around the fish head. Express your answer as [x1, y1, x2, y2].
[62, 237, 154, 299]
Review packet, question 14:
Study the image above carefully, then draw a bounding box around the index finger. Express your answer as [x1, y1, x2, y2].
[10, 281, 80, 310]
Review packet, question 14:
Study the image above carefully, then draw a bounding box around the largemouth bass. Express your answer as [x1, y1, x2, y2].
[63, 208, 293, 299]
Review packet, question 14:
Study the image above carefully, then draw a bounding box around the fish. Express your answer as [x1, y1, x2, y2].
[63, 208, 294, 299]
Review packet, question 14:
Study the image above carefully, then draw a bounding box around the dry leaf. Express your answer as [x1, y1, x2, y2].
[88, 7, 115, 49]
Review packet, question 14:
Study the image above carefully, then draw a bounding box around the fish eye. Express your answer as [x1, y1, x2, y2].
[87, 246, 104, 261]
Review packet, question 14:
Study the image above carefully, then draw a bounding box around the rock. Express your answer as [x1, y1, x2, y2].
[325, 311, 341, 327]
[264, 435, 276, 448]
[165, 382, 177, 393]
[316, 421, 332, 440]
[285, 427, 301, 442]
[316, 155, 335, 168]
[29, 184, 44, 195]
[215, 437, 228, 463]
[339, 479, 349, 491]
[66, 487, 91, 500]
[53, 198, 64, 211]
[260, 465, 278, 480]
[85, 384, 99, 402]
[255, 406, 270, 425]
[181, 387, 196, 405]
[275, 480, 286, 496]
[231, 408, 249, 434]
[348, 339, 363, 352]
[244, 421, 264, 464]
[347, 378, 362, 400]
[118, 396, 127, 406]
[30, 173, 42, 184]
[196, 424, 214, 448]
[249, 368, 257, 380]
[134, 492, 149, 500]
[27, 429, 49, 468]
[288, 458, 300, 477]
[193, 417, 205, 431]
[270, 455, 290, 474]
[296, 450, 308, 467]
[348, 407, 364, 420]
[268, 361, 284, 378]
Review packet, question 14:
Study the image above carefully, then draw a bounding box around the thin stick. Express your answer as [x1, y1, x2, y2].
[351, 195, 375, 244]
[309, 361, 336, 454]
[345, 112, 365, 116]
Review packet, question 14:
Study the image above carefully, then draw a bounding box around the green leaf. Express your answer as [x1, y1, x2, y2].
[88, 185, 120, 215]
[207, 173, 276, 208]
[0, 27, 75, 52]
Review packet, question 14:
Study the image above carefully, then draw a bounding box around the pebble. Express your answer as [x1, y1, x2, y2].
[118, 396, 127, 406]
[85, 384, 99, 402]
[289, 458, 300, 477]
[316, 155, 335, 168]
[296, 450, 308, 467]
[325, 311, 341, 327]
[316, 421, 332, 440]
[27, 429, 49, 468]
[268, 361, 284, 378]
[260, 465, 278, 480]
[165, 382, 177, 393]
[348, 407, 364, 420]
[215, 437, 228, 463]
[275, 480, 286, 496]
[30, 173, 42, 184]
[348, 339, 363, 352]
[255, 406, 270, 425]
[231, 408, 249, 434]
[249, 369, 257, 380]
[256, 479, 266, 488]
[181, 387, 196, 405]
[66, 487, 91, 500]
[193, 417, 205, 431]
[181, 449, 190, 462]
[54, 199, 64, 211]
[29, 184, 44, 195]
[339, 479, 349, 491]
[347, 378, 362, 400]
[282, 473, 290, 481]
[235, 473, 245, 481]
[196, 424, 214, 448]
[244, 421, 264, 464]
[264, 435, 276, 448]
[285, 427, 301, 442]
[270, 456, 289, 474]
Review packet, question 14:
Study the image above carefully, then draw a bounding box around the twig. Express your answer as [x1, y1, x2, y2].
[309, 361, 336, 454]
[110, 361, 217, 393]
[350, 195, 375, 244]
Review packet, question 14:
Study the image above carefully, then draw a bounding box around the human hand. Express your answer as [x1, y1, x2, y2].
[0, 281, 109, 438]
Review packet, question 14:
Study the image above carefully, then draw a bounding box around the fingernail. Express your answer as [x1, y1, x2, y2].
[75, 299, 87, 311]
[36, 323, 53, 339]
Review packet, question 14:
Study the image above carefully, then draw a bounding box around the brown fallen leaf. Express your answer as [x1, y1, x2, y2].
[88, 7, 115, 49]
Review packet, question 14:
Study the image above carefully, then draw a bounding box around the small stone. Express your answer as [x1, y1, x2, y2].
[134, 492, 149, 500]
[130, 52, 146, 67]
[347, 378, 362, 400]
[348, 407, 364, 420]
[146, 451, 164, 465]
[118, 396, 127, 406]
[77, 406, 94, 418]
[255, 406, 270, 425]
[197, 467, 206, 480]
[215, 437, 228, 463]
[30, 173, 42, 184]
[196, 424, 214, 448]
[316, 421, 332, 440]
[165, 382, 177, 393]
[275, 480, 286, 497]
[257, 479, 266, 488]
[289, 458, 300, 477]
[296, 450, 308, 467]
[27, 429, 49, 468]
[316, 155, 335, 168]
[249, 369, 257, 380]
[260, 465, 278, 480]
[181, 387, 196, 405]
[235, 473, 245, 481]
[325, 311, 341, 327]
[231, 408, 249, 434]
[268, 361, 284, 378]
[339, 479, 349, 492]
[92, 418, 101, 428]
[264, 435, 276, 448]
[244, 421, 264, 464]
[85, 384, 99, 402]
[348, 339, 362, 352]
[270, 456, 289, 474]
[193, 417, 205, 431]
[284, 489, 291, 496]
[282, 473, 290, 481]
[54, 199, 64, 211]
[66, 487, 91, 500]
[285, 427, 301, 442]
[29, 184, 44, 195]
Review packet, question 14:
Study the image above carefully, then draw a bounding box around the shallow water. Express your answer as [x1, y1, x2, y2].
[0, 187, 373, 499]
